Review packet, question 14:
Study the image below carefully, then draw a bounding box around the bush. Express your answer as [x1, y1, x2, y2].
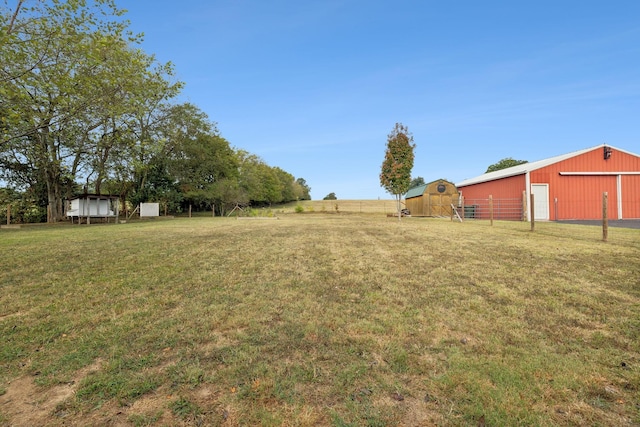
[295, 204, 304, 213]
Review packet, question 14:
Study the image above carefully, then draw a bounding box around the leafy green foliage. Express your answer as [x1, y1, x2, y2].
[295, 177, 312, 200]
[0, 4, 309, 221]
[323, 192, 337, 200]
[0, 187, 46, 223]
[409, 176, 425, 188]
[0, 0, 181, 221]
[486, 157, 528, 173]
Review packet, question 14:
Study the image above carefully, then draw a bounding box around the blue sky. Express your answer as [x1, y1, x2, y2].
[124, 1, 640, 200]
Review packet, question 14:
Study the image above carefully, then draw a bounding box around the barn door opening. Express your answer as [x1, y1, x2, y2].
[531, 184, 549, 220]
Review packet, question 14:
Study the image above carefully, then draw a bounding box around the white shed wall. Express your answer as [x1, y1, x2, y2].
[67, 198, 115, 217]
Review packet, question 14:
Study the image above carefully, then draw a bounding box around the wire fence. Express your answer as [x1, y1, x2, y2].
[466, 219, 640, 248]
[462, 198, 524, 221]
[453, 193, 639, 247]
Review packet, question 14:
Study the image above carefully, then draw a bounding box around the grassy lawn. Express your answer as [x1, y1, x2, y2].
[0, 214, 638, 426]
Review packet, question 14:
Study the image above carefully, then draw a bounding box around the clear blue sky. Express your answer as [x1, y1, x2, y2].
[124, 1, 640, 200]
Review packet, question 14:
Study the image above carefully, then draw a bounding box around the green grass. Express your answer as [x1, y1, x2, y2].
[0, 214, 638, 426]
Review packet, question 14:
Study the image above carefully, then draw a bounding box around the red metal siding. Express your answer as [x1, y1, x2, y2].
[622, 175, 640, 219]
[458, 175, 525, 220]
[553, 175, 617, 220]
[459, 174, 526, 200]
[458, 146, 640, 220]
[533, 147, 640, 220]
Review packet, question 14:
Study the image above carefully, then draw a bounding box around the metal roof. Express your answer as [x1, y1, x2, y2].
[455, 144, 634, 187]
[405, 184, 427, 199]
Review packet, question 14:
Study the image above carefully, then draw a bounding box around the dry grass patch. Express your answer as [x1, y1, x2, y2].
[0, 215, 638, 426]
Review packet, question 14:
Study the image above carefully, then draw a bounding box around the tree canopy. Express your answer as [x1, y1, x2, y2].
[486, 157, 528, 173]
[409, 176, 426, 189]
[0, 2, 309, 223]
[380, 123, 415, 219]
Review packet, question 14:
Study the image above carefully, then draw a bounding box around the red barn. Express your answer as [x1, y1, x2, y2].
[456, 145, 640, 221]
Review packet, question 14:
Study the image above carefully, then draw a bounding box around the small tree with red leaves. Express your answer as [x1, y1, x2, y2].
[380, 123, 416, 221]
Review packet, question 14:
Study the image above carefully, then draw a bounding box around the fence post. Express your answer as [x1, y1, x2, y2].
[6, 204, 10, 225]
[461, 196, 465, 220]
[189, 204, 192, 218]
[489, 195, 494, 226]
[602, 192, 608, 242]
[522, 191, 527, 221]
[530, 193, 535, 231]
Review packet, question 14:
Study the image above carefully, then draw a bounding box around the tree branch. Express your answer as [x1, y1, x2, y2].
[6, 0, 25, 35]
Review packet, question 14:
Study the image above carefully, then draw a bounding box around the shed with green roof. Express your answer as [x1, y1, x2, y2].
[405, 179, 459, 217]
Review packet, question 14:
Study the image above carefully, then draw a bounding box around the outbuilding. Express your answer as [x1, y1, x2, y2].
[66, 194, 120, 224]
[405, 179, 459, 217]
[456, 144, 640, 221]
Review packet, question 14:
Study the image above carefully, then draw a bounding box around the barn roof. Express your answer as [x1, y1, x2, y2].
[405, 184, 427, 199]
[455, 144, 637, 187]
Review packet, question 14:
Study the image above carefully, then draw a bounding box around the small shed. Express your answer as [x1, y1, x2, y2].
[66, 194, 120, 224]
[405, 179, 459, 217]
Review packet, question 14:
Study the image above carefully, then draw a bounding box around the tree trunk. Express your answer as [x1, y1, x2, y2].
[38, 125, 64, 223]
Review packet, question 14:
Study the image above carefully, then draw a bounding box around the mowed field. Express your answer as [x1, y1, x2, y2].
[280, 199, 400, 214]
[0, 212, 639, 426]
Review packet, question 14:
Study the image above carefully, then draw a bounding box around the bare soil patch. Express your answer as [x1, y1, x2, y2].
[0, 360, 101, 426]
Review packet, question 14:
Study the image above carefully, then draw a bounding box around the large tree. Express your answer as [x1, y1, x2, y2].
[0, 0, 180, 221]
[486, 157, 528, 173]
[294, 177, 311, 200]
[380, 123, 416, 220]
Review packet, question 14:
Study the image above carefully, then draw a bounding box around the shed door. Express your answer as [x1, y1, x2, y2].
[531, 184, 549, 220]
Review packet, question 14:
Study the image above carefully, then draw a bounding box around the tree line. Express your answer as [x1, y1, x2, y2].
[0, 0, 310, 223]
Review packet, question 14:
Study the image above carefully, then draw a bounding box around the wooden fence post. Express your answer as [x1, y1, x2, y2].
[489, 195, 494, 226]
[602, 192, 608, 242]
[461, 196, 465, 220]
[6, 204, 10, 225]
[189, 204, 192, 218]
[522, 191, 527, 221]
[530, 193, 535, 232]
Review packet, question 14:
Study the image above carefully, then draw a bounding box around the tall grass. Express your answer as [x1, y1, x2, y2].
[0, 215, 638, 426]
